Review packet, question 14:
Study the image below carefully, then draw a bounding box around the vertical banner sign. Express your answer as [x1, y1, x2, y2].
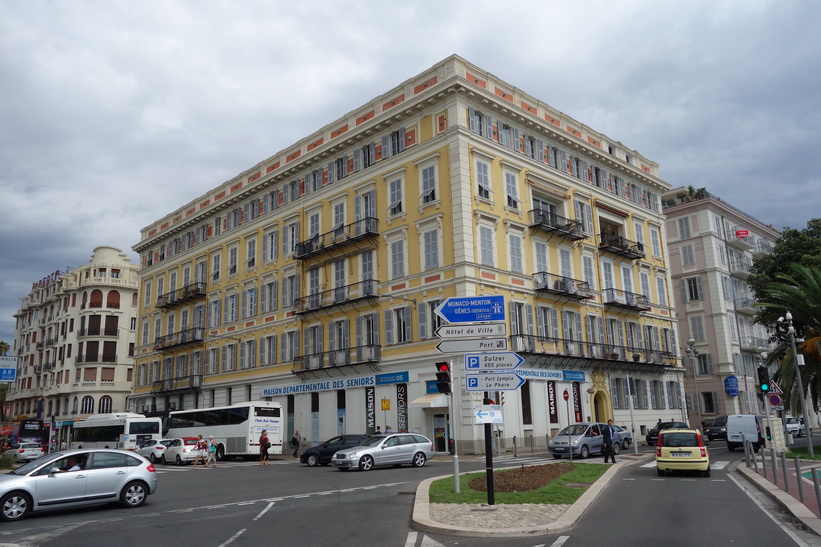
[396, 383, 408, 433]
[365, 386, 376, 435]
[547, 381, 559, 423]
[572, 382, 582, 423]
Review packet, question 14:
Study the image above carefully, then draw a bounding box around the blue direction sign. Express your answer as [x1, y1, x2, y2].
[465, 352, 523, 371]
[465, 373, 525, 391]
[0, 356, 16, 382]
[434, 295, 505, 324]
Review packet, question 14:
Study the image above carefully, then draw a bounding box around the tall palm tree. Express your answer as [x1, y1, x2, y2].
[757, 264, 821, 415]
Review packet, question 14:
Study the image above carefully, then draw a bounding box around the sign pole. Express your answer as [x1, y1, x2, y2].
[483, 391, 495, 506]
[564, 389, 572, 464]
[451, 356, 461, 494]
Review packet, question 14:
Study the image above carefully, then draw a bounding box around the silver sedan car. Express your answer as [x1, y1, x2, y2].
[332, 433, 435, 471]
[0, 449, 159, 522]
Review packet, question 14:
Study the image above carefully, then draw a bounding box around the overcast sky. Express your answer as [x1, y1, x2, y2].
[2, 0, 819, 347]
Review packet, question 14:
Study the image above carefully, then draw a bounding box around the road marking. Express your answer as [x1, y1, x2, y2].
[550, 536, 570, 546]
[253, 502, 274, 521]
[218, 528, 246, 547]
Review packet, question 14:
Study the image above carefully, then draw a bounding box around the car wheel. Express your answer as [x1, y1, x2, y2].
[552, 454, 562, 459]
[612, 443, 621, 455]
[358, 455, 374, 471]
[580, 445, 590, 459]
[160, 455, 167, 465]
[176, 455, 184, 466]
[657, 468, 664, 477]
[622, 439, 630, 450]
[703, 468, 711, 477]
[412, 452, 427, 468]
[306, 454, 320, 467]
[120, 481, 148, 508]
[0, 492, 31, 522]
[149, 454, 157, 464]
[726, 444, 735, 452]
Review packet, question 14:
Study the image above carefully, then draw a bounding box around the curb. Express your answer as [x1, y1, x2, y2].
[412, 453, 653, 537]
[736, 463, 821, 537]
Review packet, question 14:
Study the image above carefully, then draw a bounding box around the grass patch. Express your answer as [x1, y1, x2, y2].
[429, 464, 609, 505]
[786, 443, 821, 460]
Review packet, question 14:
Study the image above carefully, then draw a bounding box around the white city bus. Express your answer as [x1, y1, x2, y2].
[71, 412, 163, 450]
[165, 401, 283, 460]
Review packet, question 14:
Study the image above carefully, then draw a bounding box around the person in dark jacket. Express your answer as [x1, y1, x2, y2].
[602, 419, 617, 463]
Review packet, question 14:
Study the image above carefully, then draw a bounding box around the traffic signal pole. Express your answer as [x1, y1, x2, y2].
[451, 358, 460, 493]
[483, 391, 495, 505]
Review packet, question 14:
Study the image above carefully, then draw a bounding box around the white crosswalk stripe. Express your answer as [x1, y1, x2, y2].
[641, 460, 730, 469]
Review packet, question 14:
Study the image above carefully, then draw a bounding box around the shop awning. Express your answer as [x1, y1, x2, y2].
[409, 393, 449, 408]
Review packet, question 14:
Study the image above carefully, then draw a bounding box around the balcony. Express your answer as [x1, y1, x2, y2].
[292, 344, 382, 374]
[156, 282, 207, 309]
[734, 297, 757, 315]
[740, 336, 770, 352]
[752, 240, 773, 257]
[599, 233, 645, 260]
[726, 231, 754, 251]
[533, 272, 592, 300]
[152, 374, 203, 394]
[510, 334, 677, 367]
[729, 259, 752, 280]
[33, 364, 42, 375]
[603, 288, 651, 312]
[45, 337, 57, 347]
[35, 342, 44, 350]
[294, 217, 378, 260]
[153, 328, 205, 352]
[528, 210, 586, 241]
[78, 327, 120, 338]
[295, 279, 379, 315]
[75, 353, 118, 364]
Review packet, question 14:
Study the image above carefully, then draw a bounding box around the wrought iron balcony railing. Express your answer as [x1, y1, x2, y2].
[599, 233, 646, 259]
[294, 279, 378, 314]
[528, 210, 586, 240]
[295, 217, 379, 260]
[152, 374, 203, 393]
[156, 282, 207, 309]
[603, 288, 651, 311]
[510, 334, 676, 365]
[292, 344, 381, 373]
[153, 328, 205, 352]
[533, 272, 593, 300]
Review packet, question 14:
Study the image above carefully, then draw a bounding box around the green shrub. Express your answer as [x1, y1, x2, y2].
[0, 453, 16, 470]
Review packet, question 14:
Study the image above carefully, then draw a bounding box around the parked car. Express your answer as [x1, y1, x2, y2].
[0, 448, 158, 522]
[300, 434, 371, 467]
[548, 422, 609, 459]
[331, 433, 435, 471]
[785, 417, 806, 437]
[161, 437, 199, 465]
[646, 421, 689, 446]
[137, 439, 173, 463]
[656, 428, 710, 477]
[10, 443, 44, 463]
[613, 424, 632, 449]
[726, 414, 766, 452]
[704, 416, 728, 441]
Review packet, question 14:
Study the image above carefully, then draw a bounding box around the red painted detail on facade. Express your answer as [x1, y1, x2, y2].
[641, 164, 651, 172]
[148, 229, 157, 236]
[356, 111, 374, 125]
[566, 125, 581, 137]
[520, 101, 535, 113]
[264, 316, 276, 323]
[495, 87, 513, 102]
[382, 93, 405, 111]
[266, 166, 275, 173]
[226, 326, 236, 332]
[546, 116, 560, 127]
[214, 191, 226, 200]
[245, 322, 254, 328]
[405, 129, 416, 146]
[660, 309, 669, 316]
[200, 199, 210, 209]
[286, 149, 301, 163]
[413, 76, 438, 94]
[424, 274, 441, 283]
[512, 278, 525, 286]
[230, 182, 243, 193]
[588, 137, 601, 147]
[186, 208, 195, 217]
[375, 143, 383, 160]
[438, 114, 446, 132]
[307, 138, 324, 151]
[331, 125, 349, 138]
[247, 171, 261, 183]
[209, 330, 220, 337]
[481, 272, 496, 280]
[465, 72, 487, 88]
[391, 283, 407, 291]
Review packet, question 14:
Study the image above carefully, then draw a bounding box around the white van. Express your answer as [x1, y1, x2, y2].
[726, 414, 765, 452]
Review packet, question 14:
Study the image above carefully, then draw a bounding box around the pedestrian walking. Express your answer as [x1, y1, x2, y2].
[602, 419, 617, 464]
[291, 430, 301, 458]
[205, 436, 218, 468]
[260, 430, 271, 466]
[194, 434, 208, 468]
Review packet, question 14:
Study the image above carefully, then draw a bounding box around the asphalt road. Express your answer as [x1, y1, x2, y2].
[0, 443, 816, 547]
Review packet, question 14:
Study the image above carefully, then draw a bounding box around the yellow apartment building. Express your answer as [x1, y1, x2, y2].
[132, 55, 682, 453]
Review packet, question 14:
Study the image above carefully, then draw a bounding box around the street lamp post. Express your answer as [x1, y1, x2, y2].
[780, 312, 814, 458]
[685, 338, 701, 430]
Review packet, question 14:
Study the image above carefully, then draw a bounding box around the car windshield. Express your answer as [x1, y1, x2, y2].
[8, 453, 63, 475]
[786, 418, 799, 424]
[558, 425, 589, 436]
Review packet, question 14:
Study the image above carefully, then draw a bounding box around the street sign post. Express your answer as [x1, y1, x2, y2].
[436, 338, 508, 353]
[768, 394, 782, 407]
[769, 380, 783, 395]
[474, 405, 504, 424]
[436, 322, 506, 338]
[465, 352, 523, 371]
[465, 373, 525, 391]
[434, 295, 506, 324]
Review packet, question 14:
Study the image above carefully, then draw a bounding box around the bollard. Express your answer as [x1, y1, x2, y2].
[770, 448, 778, 487]
[530, 434, 534, 453]
[546, 434, 550, 454]
[781, 453, 789, 494]
[513, 435, 517, 457]
[744, 440, 751, 468]
[751, 442, 758, 473]
[812, 469, 821, 517]
[760, 446, 767, 479]
[795, 457, 805, 502]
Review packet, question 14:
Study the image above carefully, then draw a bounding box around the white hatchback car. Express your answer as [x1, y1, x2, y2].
[10, 443, 44, 463]
[137, 439, 173, 463]
[161, 437, 199, 465]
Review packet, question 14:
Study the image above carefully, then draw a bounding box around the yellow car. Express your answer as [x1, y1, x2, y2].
[656, 429, 710, 477]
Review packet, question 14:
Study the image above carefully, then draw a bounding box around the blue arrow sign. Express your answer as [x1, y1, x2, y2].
[434, 295, 506, 323]
[465, 352, 523, 371]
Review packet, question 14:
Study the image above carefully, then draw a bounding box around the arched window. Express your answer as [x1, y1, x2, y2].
[47, 400, 53, 416]
[90, 290, 104, 308]
[81, 292, 88, 308]
[81, 396, 94, 414]
[56, 399, 61, 416]
[72, 396, 79, 413]
[98, 396, 113, 413]
[107, 290, 121, 309]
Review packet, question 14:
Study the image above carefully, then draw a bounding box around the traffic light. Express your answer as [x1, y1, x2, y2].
[757, 366, 770, 392]
[435, 361, 452, 394]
